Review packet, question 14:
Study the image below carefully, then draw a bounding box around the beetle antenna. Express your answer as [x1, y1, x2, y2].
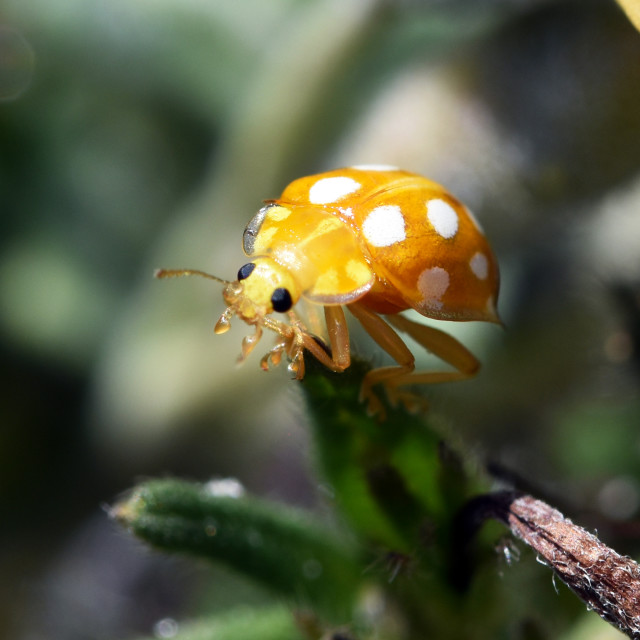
[154, 268, 231, 285]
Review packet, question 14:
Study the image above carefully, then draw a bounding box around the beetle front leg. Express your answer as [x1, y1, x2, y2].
[259, 334, 289, 371]
[238, 324, 263, 362]
[261, 309, 351, 380]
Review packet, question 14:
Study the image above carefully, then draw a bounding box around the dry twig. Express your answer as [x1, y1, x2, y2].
[463, 492, 640, 638]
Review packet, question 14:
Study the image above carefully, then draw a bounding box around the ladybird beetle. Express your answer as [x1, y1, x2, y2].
[156, 165, 500, 415]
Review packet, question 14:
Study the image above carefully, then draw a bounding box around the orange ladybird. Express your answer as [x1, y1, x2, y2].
[157, 165, 500, 415]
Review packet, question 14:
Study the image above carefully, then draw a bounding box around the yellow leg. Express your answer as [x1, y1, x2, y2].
[297, 305, 352, 374]
[324, 305, 351, 370]
[260, 308, 351, 379]
[386, 314, 479, 380]
[348, 303, 480, 416]
[348, 303, 415, 416]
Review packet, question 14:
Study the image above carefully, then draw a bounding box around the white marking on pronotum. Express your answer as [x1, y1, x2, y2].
[362, 205, 406, 247]
[309, 176, 360, 205]
[470, 251, 489, 280]
[427, 199, 459, 239]
[417, 266, 450, 310]
[351, 164, 399, 171]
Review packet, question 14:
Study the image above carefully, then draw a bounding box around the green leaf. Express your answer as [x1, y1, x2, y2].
[301, 357, 486, 574]
[113, 478, 363, 621]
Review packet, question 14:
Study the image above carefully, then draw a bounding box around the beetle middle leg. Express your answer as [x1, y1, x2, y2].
[295, 305, 352, 376]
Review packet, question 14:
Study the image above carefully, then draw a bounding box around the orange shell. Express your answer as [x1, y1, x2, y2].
[272, 166, 500, 322]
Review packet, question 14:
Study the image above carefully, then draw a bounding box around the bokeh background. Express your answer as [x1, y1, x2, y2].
[2, 0, 640, 638]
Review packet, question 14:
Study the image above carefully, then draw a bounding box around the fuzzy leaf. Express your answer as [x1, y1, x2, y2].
[113, 478, 363, 620]
[300, 356, 487, 578]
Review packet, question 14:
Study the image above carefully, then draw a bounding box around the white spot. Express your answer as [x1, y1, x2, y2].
[309, 176, 360, 205]
[470, 252, 489, 280]
[417, 266, 450, 309]
[427, 199, 459, 239]
[351, 164, 399, 171]
[362, 205, 406, 247]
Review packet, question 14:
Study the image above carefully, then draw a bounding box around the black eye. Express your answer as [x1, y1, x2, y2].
[237, 262, 256, 280]
[270, 288, 292, 313]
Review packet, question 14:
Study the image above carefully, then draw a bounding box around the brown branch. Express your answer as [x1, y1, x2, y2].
[476, 492, 640, 638]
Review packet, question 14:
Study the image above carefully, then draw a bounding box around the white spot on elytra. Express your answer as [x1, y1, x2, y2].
[362, 205, 406, 247]
[309, 176, 360, 205]
[417, 266, 450, 309]
[427, 199, 459, 239]
[470, 252, 489, 280]
[351, 164, 399, 171]
[339, 206, 354, 218]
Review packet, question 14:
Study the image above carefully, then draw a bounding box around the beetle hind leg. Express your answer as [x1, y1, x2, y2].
[347, 303, 416, 417]
[348, 302, 480, 418]
[386, 313, 480, 379]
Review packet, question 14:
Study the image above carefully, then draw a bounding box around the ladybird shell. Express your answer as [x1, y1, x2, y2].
[279, 167, 500, 322]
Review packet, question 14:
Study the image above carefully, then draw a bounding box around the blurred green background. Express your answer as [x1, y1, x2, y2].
[1, 0, 640, 638]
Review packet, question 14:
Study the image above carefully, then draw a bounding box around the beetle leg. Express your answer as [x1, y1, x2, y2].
[323, 305, 351, 370]
[260, 308, 351, 379]
[289, 305, 352, 376]
[288, 336, 306, 379]
[297, 330, 349, 374]
[348, 303, 480, 416]
[259, 316, 302, 376]
[348, 302, 415, 416]
[259, 334, 289, 371]
[238, 324, 263, 362]
[386, 314, 480, 380]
